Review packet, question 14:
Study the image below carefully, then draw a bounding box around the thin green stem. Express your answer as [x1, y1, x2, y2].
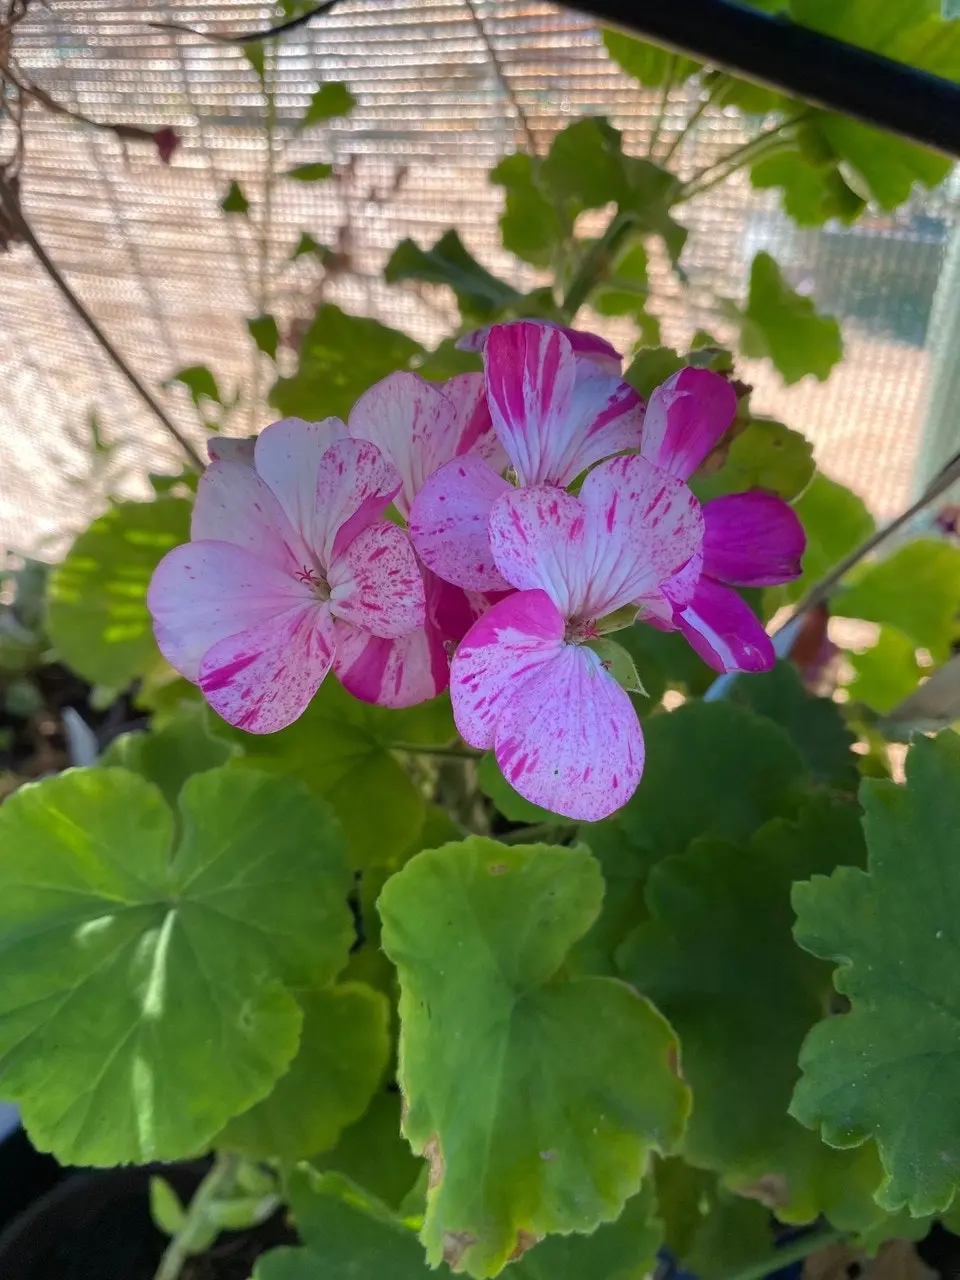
[500, 821, 576, 845]
[677, 111, 810, 200]
[647, 56, 677, 159]
[719, 1229, 845, 1280]
[394, 743, 483, 760]
[660, 80, 724, 166]
[153, 1153, 240, 1280]
[561, 210, 638, 322]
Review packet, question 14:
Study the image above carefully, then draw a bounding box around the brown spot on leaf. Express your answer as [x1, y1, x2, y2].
[424, 1135, 445, 1189]
[737, 1172, 789, 1208]
[508, 1230, 542, 1261]
[488, 862, 509, 875]
[442, 1231, 477, 1268]
[666, 1041, 685, 1080]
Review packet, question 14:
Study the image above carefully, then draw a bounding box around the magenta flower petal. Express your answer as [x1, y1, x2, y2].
[148, 540, 310, 682]
[488, 455, 704, 620]
[442, 372, 509, 472]
[450, 589, 564, 750]
[192, 460, 309, 575]
[409, 456, 512, 592]
[641, 368, 738, 481]
[702, 491, 805, 587]
[458, 322, 623, 374]
[328, 520, 425, 639]
[253, 416, 346, 549]
[485, 322, 642, 486]
[315, 439, 402, 564]
[199, 601, 336, 733]
[207, 436, 255, 466]
[494, 643, 643, 821]
[674, 577, 776, 673]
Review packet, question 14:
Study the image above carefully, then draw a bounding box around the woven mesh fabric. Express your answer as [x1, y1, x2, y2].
[1, 0, 955, 554]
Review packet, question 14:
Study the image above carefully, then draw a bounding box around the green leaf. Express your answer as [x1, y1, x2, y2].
[541, 117, 628, 214]
[243, 42, 266, 83]
[255, 1168, 431, 1280]
[291, 231, 335, 263]
[656, 1159, 775, 1280]
[836, 539, 960, 661]
[300, 81, 355, 128]
[731, 662, 857, 788]
[312, 1087, 424, 1209]
[613, 699, 809, 861]
[385, 230, 522, 325]
[247, 313, 280, 360]
[46, 499, 191, 688]
[220, 982, 390, 1159]
[587, 637, 646, 695]
[378, 837, 690, 1277]
[99, 706, 239, 810]
[750, 150, 866, 226]
[490, 153, 566, 268]
[739, 252, 843, 384]
[221, 180, 250, 215]
[792, 732, 960, 1216]
[0, 765, 353, 1165]
[603, 29, 700, 86]
[477, 752, 555, 824]
[285, 162, 334, 182]
[593, 242, 650, 316]
[624, 347, 685, 400]
[270, 304, 423, 423]
[150, 1175, 187, 1237]
[621, 796, 882, 1223]
[692, 418, 815, 503]
[777, 473, 875, 606]
[414, 337, 482, 382]
[216, 678, 454, 868]
[848, 627, 923, 714]
[163, 364, 223, 407]
[512, 1181, 661, 1280]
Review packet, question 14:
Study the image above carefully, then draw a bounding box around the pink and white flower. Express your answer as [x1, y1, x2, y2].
[338, 370, 507, 707]
[450, 454, 703, 821]
[457, 321, 623, 375]
[147, 416, 425, 733]
[636, 366, 805, 673]
[411, 321, 644, 590]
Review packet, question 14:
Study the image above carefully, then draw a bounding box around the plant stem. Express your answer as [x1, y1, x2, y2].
[561, 210, 638, 321]
[463, 0, 536, 154]
[394, 743, 483, 760]
[719, 1228, 846, 1280]
[677, 111, 809, 200]
[0, 181, 205, 471]
[154, 1153, 240, 1280]
[500, 821, 576, 845]
[660, 81, 722, 166]
[647, 56, 678, 159]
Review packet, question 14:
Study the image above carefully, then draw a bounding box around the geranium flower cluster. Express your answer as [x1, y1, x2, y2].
[149, 320, 804, 821]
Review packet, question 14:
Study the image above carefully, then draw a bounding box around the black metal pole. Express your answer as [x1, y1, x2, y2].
[568, 0, 960, 160]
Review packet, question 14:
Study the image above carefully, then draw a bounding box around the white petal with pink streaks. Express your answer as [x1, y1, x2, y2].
[207, 436, 256, 466]
[328, 520, 425, 639]
[450, 589, 564, 749]
[199, 601, 337, 733]
[494, 642, 643, 821]
[484, 322, 576, 485]
[253, 416, 346, 550]
[409, 456, 512, 592]
[191, 460, 310, 575]
[314, 438, 402, 565]
[148, 540, 311, 682]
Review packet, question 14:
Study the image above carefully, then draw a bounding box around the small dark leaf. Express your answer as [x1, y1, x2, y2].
[247, 313, 280, 360]
[385, 230, 522, 324]
[490, 152, 567, 268]
[300, 81, 355, 128]
[739, 252, 843, 384]
[291, 232, 335, 263]
[164, 364, 223, 408]
[285, 162, 334, 182]
[221, 180, 250, 215]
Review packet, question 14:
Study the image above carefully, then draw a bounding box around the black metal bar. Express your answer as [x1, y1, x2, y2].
[568, 0, 960, 159]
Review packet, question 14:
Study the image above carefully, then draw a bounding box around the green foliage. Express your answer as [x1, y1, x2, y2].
[836, 539, 960, 661]
[379, 838, 689, 1277]
[848, 627, 923, 714]
[215, 678, 454, 868]
[656, 1159, 775, 1280]
[299, 81, 355, 128]
[385, 230, 523, 324]
[271, 304, 423, 422]
[285, 161, 334, 182]
[163, 364, 223, 407]
[0, 766, 352, 1165]
[46, 498, 191, 687]
[312, 1087, 424, 1209]
[221, 181, 250, 215]
[738, 252, 844, 384]
[792, 732, 960, 1216]
[513, 1182, 662, 1280]
[693, 418, 815, 503]
[490, 152, 565, 268]
[247, 313, 280, 360]
[777, 473, 875, 605]
[100, 706, 239, 809]
[478, 752, 554, 823]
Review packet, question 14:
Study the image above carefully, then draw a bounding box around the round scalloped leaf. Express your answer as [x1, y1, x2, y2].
[0, 765, 352, 1166]
[220, 982, 390, 1160]
[792, 731, 960, 1217]
[378, 837, 689, 1278]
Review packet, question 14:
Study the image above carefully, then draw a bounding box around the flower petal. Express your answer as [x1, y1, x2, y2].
[442, 372, 508, 470]
[484, 321, 576, 485]
[253, 416, 346, 549]
[199, 602, 336, 733]
[450, 589, 564, 749]
[702, 491, 805, 587]
[148, 540, 309, 682]
[409, 456, 512, 592]
[641, 368, 738, 481]
[207, 436, 255, 465]
[191, 460, 310, 575]
[488, 454, 704, 621]
[635, 547, 704, 627]
[348, 372, 460, 518]
[459, 322, 623, 374]
[547, 361, 644, 486]
[315, 439, 402, 566]
[674, 577, 775, 673]
[328, 520, 425, 639]
[495, 643, 643, 822]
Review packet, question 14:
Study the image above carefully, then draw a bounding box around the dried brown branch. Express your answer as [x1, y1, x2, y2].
[148, 0, 342, 45]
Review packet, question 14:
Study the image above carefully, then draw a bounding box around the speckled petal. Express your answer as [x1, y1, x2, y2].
[328, 520, 425, 639]
[191, 460, 310, 575]
[409, 456, 512, 592]
[253, 416, 346, 549]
